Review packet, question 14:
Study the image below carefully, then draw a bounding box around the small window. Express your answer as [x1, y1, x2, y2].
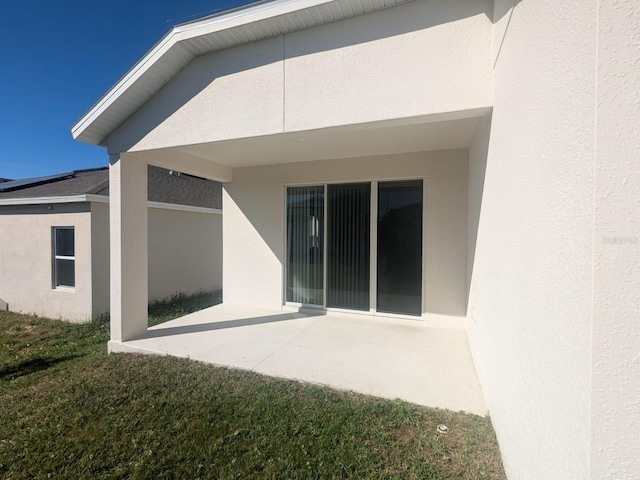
[53, 227, 75, 288]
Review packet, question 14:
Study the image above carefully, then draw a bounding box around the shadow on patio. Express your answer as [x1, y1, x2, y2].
[109, 304, 487, 416]
[143, 310, 326, 339]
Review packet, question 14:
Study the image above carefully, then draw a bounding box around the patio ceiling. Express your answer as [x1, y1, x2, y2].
[127, 109, 490, 179]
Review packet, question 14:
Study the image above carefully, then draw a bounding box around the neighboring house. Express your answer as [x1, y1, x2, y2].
[0, 166, 222, 322]
[70, 1, 639, 479]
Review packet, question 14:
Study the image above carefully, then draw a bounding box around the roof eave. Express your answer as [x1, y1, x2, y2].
[70, 28, 179, 144]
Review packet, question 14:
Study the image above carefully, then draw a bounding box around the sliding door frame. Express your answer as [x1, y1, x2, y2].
[284, 177, 426, 320]
[370, 180, 378, 315]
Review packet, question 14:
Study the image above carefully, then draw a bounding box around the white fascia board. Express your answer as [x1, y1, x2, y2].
[0, 195, 96, 206]
[0, 194, 221, 215]
[70, 0, 362, 144]
[70, 33, 184, 141]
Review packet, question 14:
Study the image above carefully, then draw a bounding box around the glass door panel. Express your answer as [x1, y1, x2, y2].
[377, 180, 423, 315]
[327, 183, 371, 311]
[286, 186, 324, 305]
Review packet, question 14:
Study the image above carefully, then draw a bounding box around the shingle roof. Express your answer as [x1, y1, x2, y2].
[0, 169, 108, 198]
[0, 166, 221, 209]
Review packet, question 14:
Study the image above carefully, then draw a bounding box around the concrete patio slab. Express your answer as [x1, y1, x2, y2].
[108, 304, 487, 415]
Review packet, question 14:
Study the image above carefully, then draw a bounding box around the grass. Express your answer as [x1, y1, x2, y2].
[147, 290, 222, 326]
[0, 301, 506, 480]
[95, 290, 223, 327]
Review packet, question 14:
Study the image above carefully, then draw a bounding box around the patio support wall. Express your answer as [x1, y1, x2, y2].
[108, 154, 148, 343]
[591, 2, 640, 477]
[467, 2, 640, 478]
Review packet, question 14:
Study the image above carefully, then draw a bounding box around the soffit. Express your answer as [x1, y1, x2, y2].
[154, 115, 483, 169]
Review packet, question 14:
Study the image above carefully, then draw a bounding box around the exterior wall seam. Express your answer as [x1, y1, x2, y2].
[282, 33, 286, 134]
[588, 2, 600, 478]
[492, 0, 516, 70]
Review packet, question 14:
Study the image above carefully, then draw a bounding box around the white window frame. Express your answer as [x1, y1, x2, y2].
[53, 226, 75, 290]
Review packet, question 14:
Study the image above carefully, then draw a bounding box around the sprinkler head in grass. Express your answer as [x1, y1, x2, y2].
[437, 424, 449, 434]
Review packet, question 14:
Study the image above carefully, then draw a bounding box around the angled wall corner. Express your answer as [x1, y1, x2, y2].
[466, 0, 597, 478]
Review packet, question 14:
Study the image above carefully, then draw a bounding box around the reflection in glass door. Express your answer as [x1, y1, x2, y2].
[286, 186, 324, 305]
[377, 180, 423, 315]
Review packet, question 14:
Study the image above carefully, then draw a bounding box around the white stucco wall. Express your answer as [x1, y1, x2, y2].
[282, 0, 492, 133]
[92, 202, 223, 311]
[0, 204, 94, 322]
[106, 0, 492, 154]
[223, 149, 468, 324]
[467, 115, 491, 294]
[91, 202, 111, 317]
[591, 2, 640, 478]
[466, 1, 596, 478]
[0, 202, 221, 323]
[147, 207, 222, 302]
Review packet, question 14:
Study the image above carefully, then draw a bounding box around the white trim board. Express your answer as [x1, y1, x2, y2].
[0, 194, 222, 215]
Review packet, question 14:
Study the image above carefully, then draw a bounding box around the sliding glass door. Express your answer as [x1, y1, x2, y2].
[327, 183, 371, 311]
[286, 186, 324, 305]
[286, 180, 423, 316]
[377, 180, 423, 315]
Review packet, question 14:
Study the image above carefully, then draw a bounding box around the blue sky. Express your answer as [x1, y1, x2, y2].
[0, 0, 254, 180]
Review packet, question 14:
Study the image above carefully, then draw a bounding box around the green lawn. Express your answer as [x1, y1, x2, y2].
[0, 305, 505, 479]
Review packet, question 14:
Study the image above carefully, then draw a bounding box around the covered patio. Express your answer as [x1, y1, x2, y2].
[109, 304, 487, 416]
[75, 0, 492, 423]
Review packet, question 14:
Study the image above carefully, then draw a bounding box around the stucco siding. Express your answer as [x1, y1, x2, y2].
[467, 115, 490, 294]
[107, 37, 285, 154]
[0, 204, 94, 322]
[148, 207, 222, 301]
[106, 0, 493, 154]
[466, 1, 596, 478]
[0, 202, 221, 323]
[223, 149, 468, 325]
[591, 2, 640, 477]
[283, 0, 493, 133]
[94, 203, 223, 309]
[91, 202, 110, 317]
